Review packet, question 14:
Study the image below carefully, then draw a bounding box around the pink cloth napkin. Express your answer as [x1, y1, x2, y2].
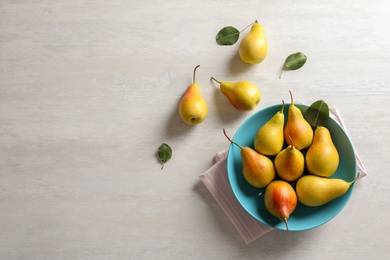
[199, 106, 367, 244]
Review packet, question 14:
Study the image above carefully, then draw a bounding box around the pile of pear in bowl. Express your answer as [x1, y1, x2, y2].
[226, 92, 358, 231]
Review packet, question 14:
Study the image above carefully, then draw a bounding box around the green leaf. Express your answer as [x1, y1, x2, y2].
[216, 26, 240, 45]
[157, 143, 172, 170]
[304, 100, 330, 128]
[279, 52, 307, 78]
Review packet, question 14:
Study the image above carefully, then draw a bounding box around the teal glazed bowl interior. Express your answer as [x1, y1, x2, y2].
[227, 104, 358, 231]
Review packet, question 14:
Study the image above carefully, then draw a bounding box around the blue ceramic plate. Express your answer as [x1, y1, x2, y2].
[227, 104, 358, 231]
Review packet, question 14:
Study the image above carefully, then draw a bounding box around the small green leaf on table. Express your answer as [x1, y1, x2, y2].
[216, 26, 240, 45]
[215, 22, 253, 46]
[280, 52, 307, 79]
[157, 143, 172, 170]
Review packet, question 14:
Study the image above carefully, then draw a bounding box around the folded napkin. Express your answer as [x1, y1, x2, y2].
[199, 106, 367, 244]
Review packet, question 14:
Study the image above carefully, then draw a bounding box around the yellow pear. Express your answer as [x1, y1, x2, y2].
[223, 129, 275, 188]
[274, 136, 305, 182]
[254, 101, 285, 156]
[305, 126, 340, 177]
[284, 91, 313, 150]
[239, 20, 268, 64]
[296, 174, 359, 207]
[211, 77, 261, 111]
[179, 65, 208, 125]
[264, 180, 297, 231]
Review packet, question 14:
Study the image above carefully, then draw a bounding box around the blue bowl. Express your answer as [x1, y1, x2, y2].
[227, 104, 358, 231]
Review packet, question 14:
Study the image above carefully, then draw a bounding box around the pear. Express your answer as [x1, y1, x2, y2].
[264, 180, 297, 230]
[223, 129, 275, 188]
[254, 101, 285, 156]
[239, 20, 268, 64]
[296, 173, 360, 207]
[274, 136, 305, 182]
[284, 91, 313, 150]
[211, 77, 261, 111]
[305, 126, 340, 177]
[179, 65, 208, 125]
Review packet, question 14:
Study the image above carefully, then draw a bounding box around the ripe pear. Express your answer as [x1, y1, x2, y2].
[179, 65, 208, 125]
[211, 77, 261, 111]
[274, 136, 305, 182]
[223, 129, 275, 188]
[254, 101, 285, 156]
[264, 180, 297, 230]
[305, 126, 340, 177]
[296, 173, 359, 207]
[239, 20, 268, 64]
[284, 91, 313, 150]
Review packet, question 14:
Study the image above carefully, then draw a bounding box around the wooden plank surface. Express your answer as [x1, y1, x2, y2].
[1, 0, 389, 259]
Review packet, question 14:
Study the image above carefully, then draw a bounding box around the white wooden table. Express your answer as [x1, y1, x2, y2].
[1, 0, 389, 259]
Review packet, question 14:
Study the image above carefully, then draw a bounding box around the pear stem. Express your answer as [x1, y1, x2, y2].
[350, 172, 361, 185]
[280, 100, 285, 113]
[240, 22, 254, 33]
[289, 90, 294, 106]
[210, 76, 220, 84]
[193, 65, 200, 84]
[287, 135, 295, 149]
[223, 129, 243, 150]
[283, 218, 289, 231]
